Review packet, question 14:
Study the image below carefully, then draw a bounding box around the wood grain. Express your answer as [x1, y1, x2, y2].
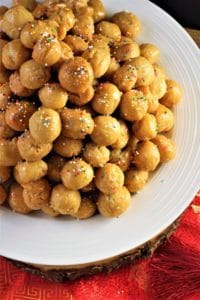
[186, 28, 200, 47]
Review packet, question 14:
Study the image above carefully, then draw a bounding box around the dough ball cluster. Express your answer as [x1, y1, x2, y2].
[0, 0, 181, 219]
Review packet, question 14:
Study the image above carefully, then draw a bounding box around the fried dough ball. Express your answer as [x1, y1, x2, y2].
[39, 83, 68, 109]
[134, 141, 160, 171]
[120, 90, 148, 121]
[88, 0, 106, 23]
[83, 143, 110, 167]
[112, 11, 141, 38]
[64, 35, 88, 55]
[61, 158, 94, 190]
[12, 0, 37, 11]
[0, 69, 10, 84]
[111, 40, 140, 62]
[95, 21, 121, 42]
[150, 76, 167, 100]
[0, 185, 7, 204]
[0, 111, 15, 139]
[54, 135, 83, 158]
[50, 184, 81, 215]
[29, 107, 62, 144]
[113, 63, 137, 92]
[140, 43, 160, 64]
[104, 57, 120, 79]
[82, 40, 111, 78]
[32, 36, 62, 66]
[2, 39, 31, 70]
[153, 63, 166, 79]
[0, 6, 8, 16]
[53, 41, 74, 69]
[110, 148, 132, 172]
[91, 116, 121, 146]
[47, 155, 66, 183]
[14, 160, 47, 184]
[132, 113, 157, 141]
[0, 138, 21, 166]
[160, 80, 182, 107]
[0, 166, 11, 183]
[72, 7, 94, 40]
[138, 86, 159, 114]
[5, 101, 36, 132]
[20, 59, 51, 90]
[59, 57, 94, 94]
[0, 82, 11, 110]
[69, 86, 94, 106]
[17, 131, 52, 162]
[92, 83, 122, 115]
[22, 179, 51, 210]
[95, 163, 124, 194]
[152, 134, 176, 163]
[154, 104, 174, 133]
[97, 186, 131, 217]
[0, 39, 8, 70]
[71, 197, 96, 219]
[1, 5, 34, 39]
[111, 120, 129, 150]
[45, 0, 88, 11]
[49, 7, 75, 34]
[61, 108, 94, 139]
[129, 57, 155, 87]
[32, 3, 47, 19]
[9, 71, 34, 97]
[42, 203, 60, 217]
[8, 183, 31, 214]
[125, 169, 149, 193]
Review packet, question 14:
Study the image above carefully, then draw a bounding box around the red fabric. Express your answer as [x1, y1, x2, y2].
[1, 192, 200, 300]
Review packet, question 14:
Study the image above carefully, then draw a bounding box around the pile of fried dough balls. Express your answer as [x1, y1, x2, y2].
[0, 0, 182, 219]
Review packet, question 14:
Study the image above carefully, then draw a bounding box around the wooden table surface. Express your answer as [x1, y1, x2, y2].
[186, 28, 200, 47]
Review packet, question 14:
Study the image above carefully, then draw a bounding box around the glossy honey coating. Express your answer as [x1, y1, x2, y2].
[14, 160, 48, 184]
[8, 183, 31, 214]
[83, 143, 110, 168]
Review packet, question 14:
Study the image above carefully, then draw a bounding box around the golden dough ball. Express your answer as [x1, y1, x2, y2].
[0, 39, 8, 70]
[91, 116, 121, 147]
[0, 185, 7, 205]
[133, 113, 157, 141]
[138, 86, 159, 114]
[71, 197, 96, 219]
[64, 35, 88, 55]
[113, 63, 137, 92]
[29, 107, 61, 144]
[59, 57, 94, 94]
[129, 57, 155, 87]
[22, 179, 51, 210]
[127, 135, 139, 153]
[153, 63, 166, 79]
[20, 59, 51, 90]
[2, 5, 34, 39]
[160, 80, 182, 107]
[150, 77, 167, 100]
[49, 7, 75, 33]
[134, 141, 160, 171]
[0, 111, 15, 139]
[0, 138, 21, 166]
[104, 57, 120, 79]
[32, 3, 47, 19]
[0, 166, 11, 183]
[42, 203, 60, 218]
[120, 90, 148, 121]
[112, 11, 141, 38]
[0, 69, 10, 84]
[9, 71, 34, 97]
[111, 120, 129, 150]
[20, 20, 50, 49]
[92, 83, 122, 115]
[152, 134, 176, 163]
[88, 0, 106, 23]
[72, 11, 94, 40]
[5, 101, 36, 132]
[2, 39, 31, 70]
[14, 160, 48, 184]
[154, 104, 174, 133]
[112, 40, 140, 62]
[69, 86, 94, 106]
[82, 40, 111, 78]
[61, 108, 94, 139]
[61, 158, 94, 190]
[39, 83, 68, 110]
[92, 33, 110, 44]
[12, 0, 37, 11]
[48, 0, 88, 11]
[17, 131, 52, 162]
[54, 135, 83, 158]
[83, 143, 110, 168]
[97, 186, 131, 217]
[47, 155, 66, 183]
[0, 82, 11, 110]
[50, 184, 81, 215]
[8, 183, 31, 214]
[110, 148, 132, 172]
[140, 43, 160, 64]
[81, 180, 96, 193]
[53, 41, 74, 70]
[125, 169, 149, 193]
[95, 163, 124, 194]
[95, 21, 121, 42]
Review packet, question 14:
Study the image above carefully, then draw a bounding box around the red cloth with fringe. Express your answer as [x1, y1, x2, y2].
[1, 192, 200, 300]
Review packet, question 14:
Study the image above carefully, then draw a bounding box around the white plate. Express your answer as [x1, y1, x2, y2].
[0, 0, 200, 266]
